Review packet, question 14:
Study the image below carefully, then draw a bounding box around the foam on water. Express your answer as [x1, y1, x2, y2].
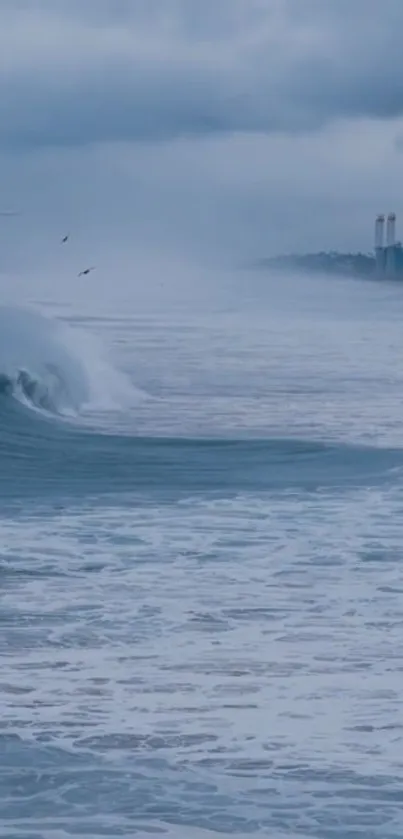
[0, 304, 136, 418]
[1, 267, 403, 837]
[1, 487, 403, 836]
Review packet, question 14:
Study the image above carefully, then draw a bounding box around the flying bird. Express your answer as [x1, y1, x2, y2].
[61, 234, 69, 243]
[78, 266, 96, 277]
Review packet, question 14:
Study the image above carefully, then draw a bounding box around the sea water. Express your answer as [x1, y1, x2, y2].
[0, 262, 403, 838]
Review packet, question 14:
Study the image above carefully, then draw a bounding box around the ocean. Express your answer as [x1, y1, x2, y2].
[1, 261, 403, 839]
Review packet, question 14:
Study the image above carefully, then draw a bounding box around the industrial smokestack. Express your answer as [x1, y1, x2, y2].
[375, 214, 385, 249]
[387, 213, 396, 247]
[386, 213, 397, 276]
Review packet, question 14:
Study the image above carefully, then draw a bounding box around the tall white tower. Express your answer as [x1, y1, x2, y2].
[375, 214, 385, 276]
[386, 212, 396, 246]
[375, 214, 385, 249]
[386, 212, 396, 276]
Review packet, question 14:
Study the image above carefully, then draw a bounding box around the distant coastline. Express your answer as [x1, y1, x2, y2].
[253, 251, 376, 279]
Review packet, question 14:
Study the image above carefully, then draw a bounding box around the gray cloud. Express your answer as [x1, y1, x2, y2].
[1, 0, 403, 149]
[1, 115, 402, 274]
[1, 0, 402, 275]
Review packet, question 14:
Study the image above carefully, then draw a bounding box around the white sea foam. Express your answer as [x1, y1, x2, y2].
[0, 304, 140, 418]
[1, 264, 403, 837]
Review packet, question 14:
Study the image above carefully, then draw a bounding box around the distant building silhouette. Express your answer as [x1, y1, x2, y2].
[254, 213, 403, 280]
[374, 212, 403, 278]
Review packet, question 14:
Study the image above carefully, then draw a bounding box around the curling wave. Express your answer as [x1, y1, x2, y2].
[0, 306, 402, 509]
[0, 392, 402, 507]
[0, 365, 81, 415]
[0, 305, 90, 416]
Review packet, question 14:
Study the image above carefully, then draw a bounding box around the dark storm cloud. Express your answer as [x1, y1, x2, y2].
[0, 0, 403, 149]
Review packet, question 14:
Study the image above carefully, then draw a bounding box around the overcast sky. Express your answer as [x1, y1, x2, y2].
[1, 0, 403, 274]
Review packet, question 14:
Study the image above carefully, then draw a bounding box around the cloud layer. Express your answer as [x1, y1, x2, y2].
[0, 0, 402, 271]
[1, 0, 403, 149]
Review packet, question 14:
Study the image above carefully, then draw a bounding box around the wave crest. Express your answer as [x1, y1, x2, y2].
[0, 363, 80, 415]
[0, 304, 141, 428]
[0, 304, 122, 418]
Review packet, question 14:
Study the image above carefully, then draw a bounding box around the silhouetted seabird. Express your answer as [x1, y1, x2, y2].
[78, 267, 96, 277]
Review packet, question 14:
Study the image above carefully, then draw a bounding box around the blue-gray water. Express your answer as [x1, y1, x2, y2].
[1, 264, 403, 838]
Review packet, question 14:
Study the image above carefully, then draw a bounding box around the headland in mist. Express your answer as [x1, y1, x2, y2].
[254, 251, 375, 279]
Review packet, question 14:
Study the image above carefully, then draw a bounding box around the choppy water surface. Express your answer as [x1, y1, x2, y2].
[1, 266, 403, 838]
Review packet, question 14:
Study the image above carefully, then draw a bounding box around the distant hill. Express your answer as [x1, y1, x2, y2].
[254, 251, 376, 278]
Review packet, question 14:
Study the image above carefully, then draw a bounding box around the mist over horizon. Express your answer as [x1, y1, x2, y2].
[1, 0, 403, 281]
[3, 6, 403, 839]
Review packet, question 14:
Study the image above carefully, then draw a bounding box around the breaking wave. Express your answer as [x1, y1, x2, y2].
[0, 366, 82, 415]
[0, 304, 133, 417]
[0, 305, 91, 416]
[0, 305, 402, 509]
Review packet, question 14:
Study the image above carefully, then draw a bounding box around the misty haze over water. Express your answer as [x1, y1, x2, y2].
[1, 2, 403, 838]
